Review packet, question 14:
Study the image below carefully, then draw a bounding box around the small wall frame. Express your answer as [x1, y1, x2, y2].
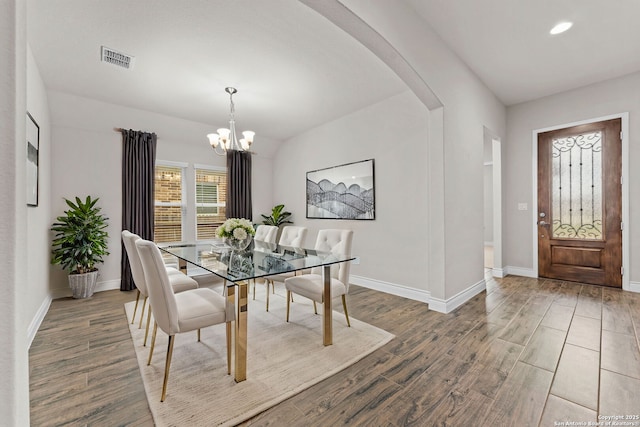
[26, 112, 40, 207]
[306, 159, 375, 220]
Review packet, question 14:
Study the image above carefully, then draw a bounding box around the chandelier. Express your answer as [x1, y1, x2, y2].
[207, 87, 255, 155]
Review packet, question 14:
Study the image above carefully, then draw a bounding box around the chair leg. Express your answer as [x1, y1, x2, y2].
[131, 289, 140, 324]
[226, 322, 232, 375]
[197, 329, 201, 342]
[286, 290, 291, 322]
[143, 306, 152, 346]
[161, 335, 175, 402]
[147, 321, 158, 366]
[313, 301, 318, 315]
[342, 295, 351, 327]
[266, 281, 270, 312]
[252, 279, 256, 300]
[139, 297, 148, 329]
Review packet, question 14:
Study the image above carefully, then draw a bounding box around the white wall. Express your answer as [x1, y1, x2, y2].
[273, 91, 430, 292]
[1, 0, 30, 423]
[26, 46, 52, 341]
[483, 133, 494, 244]
[505, 71, 640, 284]
[311, 0, 506, 308]
[48, 91, 274, 295]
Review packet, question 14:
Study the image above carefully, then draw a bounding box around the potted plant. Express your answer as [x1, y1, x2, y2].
[261, 204, 293, 227]
[51, 196, 110, 298]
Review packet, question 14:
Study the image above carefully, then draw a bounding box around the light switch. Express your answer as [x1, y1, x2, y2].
[518, 203, 528, 211]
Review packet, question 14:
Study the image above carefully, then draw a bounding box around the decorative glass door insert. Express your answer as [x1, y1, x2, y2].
[551, 131, 603, 240]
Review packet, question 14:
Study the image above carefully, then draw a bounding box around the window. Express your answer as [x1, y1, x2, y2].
[153, 162, 227, 243]
[154, 164, 185, 243]
[195, 167, 227, 240]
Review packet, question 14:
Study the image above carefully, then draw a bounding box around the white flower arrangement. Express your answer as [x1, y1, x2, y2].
[216, 218, 256, 241]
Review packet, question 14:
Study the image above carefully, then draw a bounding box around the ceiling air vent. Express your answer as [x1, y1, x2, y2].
[101, 46, 135, 70]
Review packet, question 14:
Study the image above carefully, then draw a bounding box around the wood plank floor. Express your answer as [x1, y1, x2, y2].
[30, 274, 640, 426]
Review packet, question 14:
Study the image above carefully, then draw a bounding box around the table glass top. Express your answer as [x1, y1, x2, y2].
[159, 239, 355, 283]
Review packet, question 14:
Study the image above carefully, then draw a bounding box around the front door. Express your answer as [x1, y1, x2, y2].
[538, 118, 622, 288]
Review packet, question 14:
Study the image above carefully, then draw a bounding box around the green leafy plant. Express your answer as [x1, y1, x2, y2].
[261, 204, 293, 227]
[51, 196, 110, 274]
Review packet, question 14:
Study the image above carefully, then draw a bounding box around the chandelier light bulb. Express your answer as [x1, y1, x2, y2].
[217, 128, 230, 141]
[207, 133, 219, 147]
[242, 131, 255, 144]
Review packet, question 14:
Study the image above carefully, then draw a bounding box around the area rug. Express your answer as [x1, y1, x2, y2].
[124, 283, 394, 426]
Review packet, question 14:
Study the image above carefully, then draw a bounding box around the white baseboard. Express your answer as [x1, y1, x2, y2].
[504, 266, 537, 278]
[427, 279, 486, 314]
[350, 275, 487, 314]
[51, 278, 122, 300]
[628, 281, 640, 293]
[491, 267, 505, 278]
[350, 275, 431, 303]
[27, 295, 52, 348]
[95, 279, 121, 292]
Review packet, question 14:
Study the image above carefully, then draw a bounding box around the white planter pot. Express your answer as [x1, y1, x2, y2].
[68, 270, 99, 299]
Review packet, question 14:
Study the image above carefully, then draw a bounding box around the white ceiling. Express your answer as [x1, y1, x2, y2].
[26, 0, 407, 146]
[27, 0, 640, 151]
[405, 0, 640, 106]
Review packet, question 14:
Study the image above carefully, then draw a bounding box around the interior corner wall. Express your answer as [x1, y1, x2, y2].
[48, 91, 274, 295]
[337, 0, 507, 301]
[505, 71, 640, 282]
[272, 91, 430, 293]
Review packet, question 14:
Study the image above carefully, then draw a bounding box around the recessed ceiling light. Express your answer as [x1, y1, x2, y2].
[550, 22, 573, 35]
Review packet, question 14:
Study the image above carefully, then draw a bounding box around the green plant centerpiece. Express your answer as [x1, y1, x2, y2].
[216, 217, 256, 250]
[261, 204, 292, 227]
[51, 196, 110, 298]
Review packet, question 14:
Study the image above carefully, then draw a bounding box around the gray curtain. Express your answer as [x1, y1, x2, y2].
[121, 129, 157, 291]
[226, 150, 252, 219]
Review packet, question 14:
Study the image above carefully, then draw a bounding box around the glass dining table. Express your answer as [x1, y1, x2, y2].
[159, 239, 356, 382]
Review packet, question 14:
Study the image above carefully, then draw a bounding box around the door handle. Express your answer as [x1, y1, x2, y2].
[539, 220, 549, 226]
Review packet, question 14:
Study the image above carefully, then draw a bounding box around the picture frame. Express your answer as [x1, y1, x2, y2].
[26, 112, 40, 207]
[306, 159, 375, 220]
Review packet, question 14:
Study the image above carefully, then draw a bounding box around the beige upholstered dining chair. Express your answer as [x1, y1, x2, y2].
[254, 224, 278, 244]
[135, 238, 234, 402]
[122, 230, 199, 345]
[259, 226, 308, 311]
[284, 229, 354, 326]
[251, 224, 279, 301]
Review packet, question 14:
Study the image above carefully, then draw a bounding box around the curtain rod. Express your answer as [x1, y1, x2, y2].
[114, 127, 159, 136]
[114, 128, 256, 155]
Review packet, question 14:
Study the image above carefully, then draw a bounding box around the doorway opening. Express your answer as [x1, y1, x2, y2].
[484, 131, 502, 278]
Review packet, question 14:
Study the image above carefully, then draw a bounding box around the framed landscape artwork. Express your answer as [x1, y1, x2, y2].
[306, 159, 375, 220]
[26, 112, 40, 207]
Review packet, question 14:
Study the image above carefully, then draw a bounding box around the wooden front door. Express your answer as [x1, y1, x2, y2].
[538, 118, 622, 287]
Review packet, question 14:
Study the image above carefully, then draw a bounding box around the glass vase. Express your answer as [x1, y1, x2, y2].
[225, 235, 253, 251]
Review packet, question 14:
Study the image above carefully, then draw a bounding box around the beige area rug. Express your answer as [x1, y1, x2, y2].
[124, 283, 394, 426]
